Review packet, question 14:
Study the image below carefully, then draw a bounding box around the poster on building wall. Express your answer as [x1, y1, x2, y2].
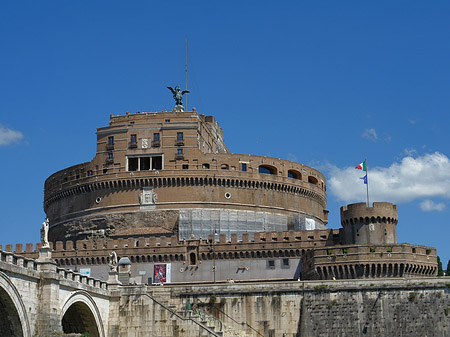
[79, 268, 91, 277]
[154, 264, 171, 284]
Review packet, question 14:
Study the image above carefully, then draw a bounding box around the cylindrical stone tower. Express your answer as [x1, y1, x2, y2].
[340, 202, 398, 245]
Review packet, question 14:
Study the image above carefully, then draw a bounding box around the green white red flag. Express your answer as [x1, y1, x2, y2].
[355, 160, 367, 171]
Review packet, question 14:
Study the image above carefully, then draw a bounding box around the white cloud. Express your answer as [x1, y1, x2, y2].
[362, 128, 378, 141]
[0, 124, 23, 145]
[420, 200, 446, 212]
[403, 148, 417, 156]
[327, 152, 450, 206]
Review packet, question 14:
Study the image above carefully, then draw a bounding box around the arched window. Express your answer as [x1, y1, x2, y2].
[288, 170, 302, 180]
[258, 165, 277, 175]
[189, 252, 197, 266]
[308, 176, 318, 185]
[221, 164, 229, 170]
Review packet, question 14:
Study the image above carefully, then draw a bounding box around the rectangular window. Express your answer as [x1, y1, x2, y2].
[153, 133, 160, 142]
[108, 136, 114, 145]
[177, 132, 184, 141]
[130, 134, 137, 144]
[108, 152, 113, 160]
[182, 164, 189, 170]
[140, 157, 150, 171]
[128, 158, 138, 171]
[128, 155, 163, 171]
[241, 163, 247, 171]
[177, 148, 183, 155]
[152, 156, 162, 170]
[267, 260, 275, 269]
[282, 258, 290, 268]
[165, 119, 170, 123]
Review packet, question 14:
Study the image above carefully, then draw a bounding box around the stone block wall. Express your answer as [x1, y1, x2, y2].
[115, 278, 450, 336]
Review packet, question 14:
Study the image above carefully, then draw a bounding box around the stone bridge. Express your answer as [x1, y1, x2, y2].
[1, 247, 450, 337]
[0, 248, 112, 337]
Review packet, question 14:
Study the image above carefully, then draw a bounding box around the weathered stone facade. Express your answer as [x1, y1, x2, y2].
[2, 247, 448, 336]
[44, 110, 328, 243]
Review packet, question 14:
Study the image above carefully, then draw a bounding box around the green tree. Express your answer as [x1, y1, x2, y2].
[437, 256, 444, 276]
[446, 259, 450, 276]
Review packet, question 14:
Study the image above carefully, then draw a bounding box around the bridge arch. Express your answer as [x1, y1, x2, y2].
[61, 291, 105, 337]
[0, 271, 31, 337]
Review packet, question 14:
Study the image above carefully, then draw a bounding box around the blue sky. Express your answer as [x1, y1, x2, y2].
[1, 1, 449, 266]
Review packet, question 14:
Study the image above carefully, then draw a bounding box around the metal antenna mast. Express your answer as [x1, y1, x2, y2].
[185, 36, 188, 110]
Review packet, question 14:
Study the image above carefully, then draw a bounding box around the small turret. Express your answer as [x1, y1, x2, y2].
[340, 202, 398, 245]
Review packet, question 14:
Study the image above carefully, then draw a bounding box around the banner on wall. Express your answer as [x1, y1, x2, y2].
[154, 264, 171, 283]
[79, 268, 91, 277]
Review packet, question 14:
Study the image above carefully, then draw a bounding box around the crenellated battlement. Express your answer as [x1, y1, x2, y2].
[2, 229, 340, 256]
[341, 202, 398, 225]
[301, 243, 438, 280]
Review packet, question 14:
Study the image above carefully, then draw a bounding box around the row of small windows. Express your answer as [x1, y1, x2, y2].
[107, 136, 319, 185]
[316, 263, 436, 280]
[108, 132, 173, 146]
[128, 156, 163, 171]
[54, 249, 304, 267]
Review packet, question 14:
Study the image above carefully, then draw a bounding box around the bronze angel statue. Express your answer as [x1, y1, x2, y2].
[167, 85, 189, 106]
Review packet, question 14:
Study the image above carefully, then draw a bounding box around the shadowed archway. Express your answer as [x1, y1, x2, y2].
[61, 291, 104, 337]
[0, 272, 31, 337]
[62, 302, 99, 337]
[0, 287, 23, 337]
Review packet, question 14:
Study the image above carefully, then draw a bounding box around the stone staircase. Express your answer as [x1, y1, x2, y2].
[150, 288, 255, 337]
[148, 288, 224, 336]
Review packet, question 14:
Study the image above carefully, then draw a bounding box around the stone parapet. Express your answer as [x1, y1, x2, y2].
[341, 202, 398, 225]
[301, 243, 438, 280]
[13, 229, 341, 269]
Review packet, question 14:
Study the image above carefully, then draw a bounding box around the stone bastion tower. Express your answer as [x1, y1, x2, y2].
[301, 202, 437, 280]
[340, 202, 398, 245]
[44, 108, 328, 243]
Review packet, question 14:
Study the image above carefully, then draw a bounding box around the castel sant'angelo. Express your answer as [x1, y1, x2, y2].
[11, 88, 437, 284]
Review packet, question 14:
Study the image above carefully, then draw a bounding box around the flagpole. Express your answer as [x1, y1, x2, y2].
[365, 158, 370, 207]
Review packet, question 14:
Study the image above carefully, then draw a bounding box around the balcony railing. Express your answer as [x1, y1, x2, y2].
[128, 142, 137, 149]
[152, 140, 161, 147]
[105, 158, 114, 164]
[106, 144, 114, 150]
[175, 154, 184, 160]
[175, 140, 184, 146]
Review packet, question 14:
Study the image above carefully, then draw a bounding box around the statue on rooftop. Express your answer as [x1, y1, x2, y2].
[41, 218, 50, 248]
[167, 85, 189, 106]
[109, 251, 118, 272]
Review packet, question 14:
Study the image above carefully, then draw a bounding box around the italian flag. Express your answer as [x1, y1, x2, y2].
[355, 160, 367, 171]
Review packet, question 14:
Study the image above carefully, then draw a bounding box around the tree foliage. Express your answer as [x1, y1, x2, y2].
[446, 259, 450, 276]
[437, 256, 444, 276]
